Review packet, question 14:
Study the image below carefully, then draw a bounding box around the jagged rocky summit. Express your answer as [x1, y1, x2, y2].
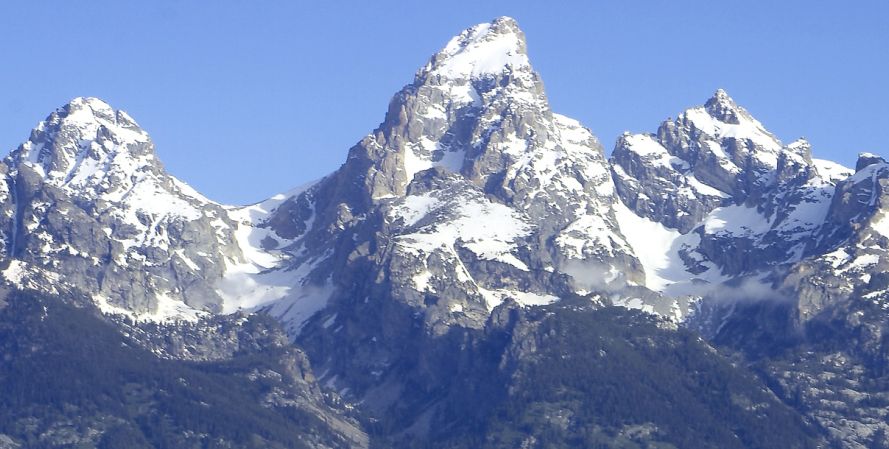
[0, 16, 887, 449]
[5, 17, 880, 335]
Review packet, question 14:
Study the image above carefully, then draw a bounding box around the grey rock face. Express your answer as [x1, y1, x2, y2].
[611, 131, 728, 233]
[606, 93, 889, 449]
[855, 152, 886, 172]
[0, 97, 244, 317]
[0, 434, 19, 449]
[688, 152, 889, 449]
[610, 90, 849, 299]
[784, 157, 889, 321]
[259, 16, 643, 342]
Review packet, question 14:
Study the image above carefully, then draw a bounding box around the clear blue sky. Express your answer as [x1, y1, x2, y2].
[1, 1, 886, 205]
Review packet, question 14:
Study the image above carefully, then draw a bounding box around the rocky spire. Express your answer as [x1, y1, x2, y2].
[262, 16, 643, 338]
[855, 152, 886, 172]
[419, 16, 530, 83]
[7, 96, 164, 198]
[703, 88, 743, 124]
[323, 17, 551, 205]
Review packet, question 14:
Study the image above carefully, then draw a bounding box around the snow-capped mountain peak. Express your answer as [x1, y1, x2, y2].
[5, 96, 174, 217]
[610, 89, 859, 308]
[422, 16, 530, 81]
[246, 16, 643, 334]
[683, 88, 782, 157]
[10, 96, 155, 186]
[703, 88, 744, 124]
[0, 19, 874, 350]
[0, 98, 248, 322]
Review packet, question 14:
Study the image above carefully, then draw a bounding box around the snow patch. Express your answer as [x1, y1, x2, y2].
[685, 107, 782, 155]
[395, 193, 531, 270]
[813, 159, 853, 183]
[614, 202, 682, 291]
[93, 292, 206, 323]
[704, 205, 774, 236]
[431, 19, 530, 80]
[403, 138, 465, 182]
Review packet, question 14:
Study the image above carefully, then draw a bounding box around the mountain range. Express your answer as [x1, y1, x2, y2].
[0, 16, 886, 449]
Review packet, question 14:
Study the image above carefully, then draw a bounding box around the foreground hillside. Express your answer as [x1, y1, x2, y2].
[0, 291, 824, 448]
[0, 290, 366, 449]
